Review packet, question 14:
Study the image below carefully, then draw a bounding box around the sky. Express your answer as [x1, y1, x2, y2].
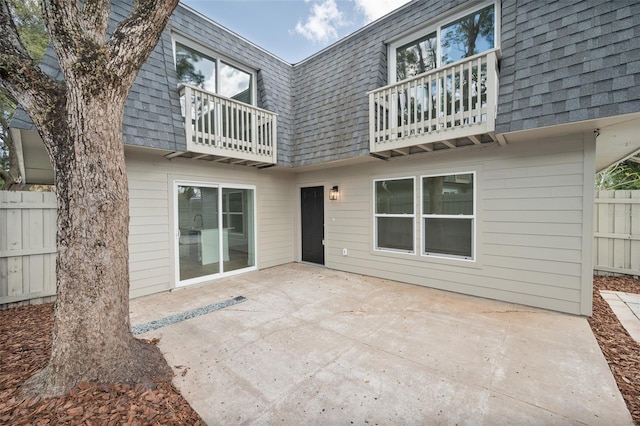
[180, 0, 413, 63]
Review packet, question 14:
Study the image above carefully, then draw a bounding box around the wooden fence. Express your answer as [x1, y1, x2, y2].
[0, 191, 57, 308]
[593, 190, 640, 277]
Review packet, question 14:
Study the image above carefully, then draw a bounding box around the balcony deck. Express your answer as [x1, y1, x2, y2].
[166, 85, 277, 168]
[369, 49, 502, 158]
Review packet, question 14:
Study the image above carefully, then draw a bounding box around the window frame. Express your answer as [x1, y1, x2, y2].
[172, 179, 257, 288]
[223, 190, 245, 236]
[172, 32, 258, 106]
[373, 176, 416, 254]
[420, 171, 476, 262]
[388, 0, 499, 83]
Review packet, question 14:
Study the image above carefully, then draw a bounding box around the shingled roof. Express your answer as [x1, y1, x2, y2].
[10, 0, 640, 168]
[496, 0, 640, 133]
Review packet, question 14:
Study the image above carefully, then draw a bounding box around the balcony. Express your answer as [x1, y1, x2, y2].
[369, 49, 501, 158]
[176, 85, 277, 167]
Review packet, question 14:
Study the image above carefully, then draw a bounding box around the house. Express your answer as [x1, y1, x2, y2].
[9, 0, 640, 315]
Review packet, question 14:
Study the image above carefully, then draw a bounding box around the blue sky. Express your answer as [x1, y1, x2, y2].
[180, 0, 412, 63]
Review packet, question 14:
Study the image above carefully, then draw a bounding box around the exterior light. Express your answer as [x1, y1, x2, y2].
[329, 186, 339, 200]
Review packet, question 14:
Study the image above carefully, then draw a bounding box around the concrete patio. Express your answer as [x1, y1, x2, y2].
[129, 263, 632, 425]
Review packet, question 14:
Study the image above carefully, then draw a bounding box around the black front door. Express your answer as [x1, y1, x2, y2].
[301, 186, 324, 265]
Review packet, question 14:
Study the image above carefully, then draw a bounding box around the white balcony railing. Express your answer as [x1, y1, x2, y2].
[369, 49, 499, 155]
[180, 85, 277, 165]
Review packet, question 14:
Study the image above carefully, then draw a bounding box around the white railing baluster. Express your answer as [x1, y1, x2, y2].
[458, 62, 463, 126]
[180, 86, 193, 146]
[427, 74, 433, 132]
[195, 91, 203, 144]
[412, 78, 417, 136]
[206, 92, 212, 146]
[418, 76, 424, 133]
[468, 62, 473, 123]
[439, 70, 444, 129]
[449, 66, 454, 128]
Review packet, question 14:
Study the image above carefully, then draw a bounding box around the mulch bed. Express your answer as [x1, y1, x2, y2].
[0, 304, 202, 425]
[589, 275, 640, 424]
[1, 276, 639, 424]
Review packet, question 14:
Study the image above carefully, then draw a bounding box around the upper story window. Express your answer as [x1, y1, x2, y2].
[173, 36, 255, 105]
[391, 2, 497, 82]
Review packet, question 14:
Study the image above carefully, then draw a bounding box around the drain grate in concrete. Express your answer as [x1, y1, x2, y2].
[131, 296, 247, 335]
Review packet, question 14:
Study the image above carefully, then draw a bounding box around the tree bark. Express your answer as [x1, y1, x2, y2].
[1, 0, 179, 397]
[25, 87, 171, 396]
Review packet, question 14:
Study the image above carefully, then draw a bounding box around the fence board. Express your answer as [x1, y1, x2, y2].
[594, 190, 640, 277]
[632, 191, 640, 272]
[0, 191, 57, 307]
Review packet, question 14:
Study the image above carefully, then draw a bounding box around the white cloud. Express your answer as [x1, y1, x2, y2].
[294, 0, 346, 43]
[219, 65, 250, 99]
[352, 0, 412, 23]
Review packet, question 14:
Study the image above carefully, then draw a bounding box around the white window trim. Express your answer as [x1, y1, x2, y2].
[388, 0, 500, 83]
[223, 190, 245, 236]
[172, 32, 258, 106]
[420, 171, 476, 262]
[373, 176, 416, 254]
[172, 180, 257, 288]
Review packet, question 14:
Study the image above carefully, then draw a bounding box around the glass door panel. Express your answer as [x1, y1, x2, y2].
[177, 185, 219, 281]
[222, 188, 255, 273]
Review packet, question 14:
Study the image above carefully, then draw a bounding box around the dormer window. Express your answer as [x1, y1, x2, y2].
[390, 2, 497, 82]
[173, 36, 255, 105]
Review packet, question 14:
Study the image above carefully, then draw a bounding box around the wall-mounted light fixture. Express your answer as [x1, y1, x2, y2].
[329, 185, 339, 201]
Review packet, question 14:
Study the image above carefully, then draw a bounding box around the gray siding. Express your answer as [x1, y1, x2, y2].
[497, 0, 640, 133]
[296, 134, 595, 315]
[126, 148, 295, 298]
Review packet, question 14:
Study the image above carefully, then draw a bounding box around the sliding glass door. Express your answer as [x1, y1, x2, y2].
[176, 182, 255, 286]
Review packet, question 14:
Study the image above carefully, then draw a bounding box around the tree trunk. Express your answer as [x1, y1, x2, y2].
[1, 0, 180, 398]
[23, 85, 171, 397]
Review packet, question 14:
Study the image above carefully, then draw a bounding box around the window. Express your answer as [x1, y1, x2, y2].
[174, 39, 254, 105]
[390, 3, 497, 82]
[441, 6, 495, 65]
[396, 32, 437, 81]
[374, 178, 415, 253]
[176, 182, 255, 286]
[223, 191, 244, 234]
[422, 173, 475, 260]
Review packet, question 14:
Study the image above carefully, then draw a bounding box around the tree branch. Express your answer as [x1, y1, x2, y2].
[42, 0, 108, 86]
[107, 0, 179, 87]
[0, 0, 62, 131]
[0, 167, 22, 190]
[47, 0, 110, 57]
[79, 0, 111, 42]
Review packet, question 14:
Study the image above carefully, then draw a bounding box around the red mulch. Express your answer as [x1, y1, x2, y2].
[589, 275, 640, 424]
[1, 276, 639, 424]
[0, 304, 202, 425]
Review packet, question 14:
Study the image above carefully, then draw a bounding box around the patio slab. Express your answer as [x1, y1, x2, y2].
[600, 290, 640, 344]
[130, 263, 632, 425]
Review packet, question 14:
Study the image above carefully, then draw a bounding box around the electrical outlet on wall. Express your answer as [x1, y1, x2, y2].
[342, 248, 348, 256]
